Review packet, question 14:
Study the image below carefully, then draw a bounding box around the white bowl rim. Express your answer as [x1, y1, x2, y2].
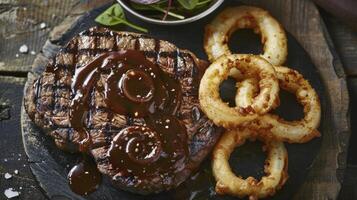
[116, 0, 224, 25]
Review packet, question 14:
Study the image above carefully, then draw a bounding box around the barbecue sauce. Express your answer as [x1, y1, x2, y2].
[67, 156, 101, 196]
[68, 50, 187, 195]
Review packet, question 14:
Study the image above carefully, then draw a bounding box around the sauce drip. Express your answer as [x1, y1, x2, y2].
[67, 156, 101, 196]
[68, 50, 188, 195]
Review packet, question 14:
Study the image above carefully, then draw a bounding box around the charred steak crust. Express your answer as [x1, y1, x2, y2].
[24, 27, 222, 194]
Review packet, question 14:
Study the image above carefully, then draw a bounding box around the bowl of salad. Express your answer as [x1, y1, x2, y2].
[116, 0, 225, 25]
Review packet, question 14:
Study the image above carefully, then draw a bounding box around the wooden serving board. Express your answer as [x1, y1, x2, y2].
[21, 0, 350, 199]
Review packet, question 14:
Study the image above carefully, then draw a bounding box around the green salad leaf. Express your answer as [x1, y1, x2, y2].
[177, 0, 199, 10]
[95, 4, 148, 33]
[131, 2, 185, 19]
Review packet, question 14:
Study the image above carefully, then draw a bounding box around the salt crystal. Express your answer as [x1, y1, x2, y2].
[30, 51, 36, 55]
[15, 54, 19, 58]
[14, 170, 18, 175]
[40, 22, 46, 29]
[19, 187, 22, 190]
[4, 173, 12, 179]
[4, 158, 8, 162]
[19, 45, 28, 54]
[4, 188, 20, 199]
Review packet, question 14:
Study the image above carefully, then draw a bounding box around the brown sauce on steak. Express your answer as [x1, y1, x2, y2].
[67, 156, 101, 196]
[67, 50, 188, 195]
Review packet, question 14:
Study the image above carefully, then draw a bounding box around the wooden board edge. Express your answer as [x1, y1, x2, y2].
[288, 1, 351, 199]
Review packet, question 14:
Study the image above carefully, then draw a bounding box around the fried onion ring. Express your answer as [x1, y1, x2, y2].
[204, 6, 287, 65]
[235, 78, 260, 110]
[212, 129, 288, 199]
[236, 66, 321, 143]
[199, 54, 279, 128]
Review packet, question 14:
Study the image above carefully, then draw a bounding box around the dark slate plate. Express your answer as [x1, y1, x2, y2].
[21, 1, 326, 200]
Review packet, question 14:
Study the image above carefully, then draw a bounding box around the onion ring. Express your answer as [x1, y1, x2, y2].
[199, 54, 279, 128]
[212, 129, 288, 199]
[204, 6, 287, 65]
[236, 66, 321, 143]
[235, 78, 259, 109]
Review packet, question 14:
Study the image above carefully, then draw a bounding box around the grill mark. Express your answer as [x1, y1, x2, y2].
[113, 31, 118, 52]
[80, 29, 113, 37]
[174, 49, 180, 78]
[95, 156, 108, 165]
[62, 47, 77, 54]
[154, 39, 160, 65]
[127, 116, 134, 126]
[179, 51, 187, 78]
[105, 91, 115, 144]
[51, 55, 59, 117]
[34, 76, 43, 112]
[154, 39, 160, 53]
[144, 50, 193, 59]
[186, 53, 199, 95]
[52, 127, 123, 135]
[86, 88, 96, 129]
[104, 124, 112, 145]
[144, 51, 156, 58]
[52, 85, 72, 91]
[53, 104, 70, 115]
[66, 128, 74, 144]
[77, 48, 115, 55]
[135, 37, 140, 50]
[119, 32, 152, 40]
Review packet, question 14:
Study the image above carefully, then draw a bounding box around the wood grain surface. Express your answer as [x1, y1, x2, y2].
[0, 0, 352, 199]
[0, 1, 82, 199]
[322, 14, 357, 76]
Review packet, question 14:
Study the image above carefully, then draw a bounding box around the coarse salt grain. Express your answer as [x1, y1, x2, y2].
[19, 45, 28, 54]
[4, 173, 12, 180]
[4, 188, 20, 199]
[40, 22, 46, 29]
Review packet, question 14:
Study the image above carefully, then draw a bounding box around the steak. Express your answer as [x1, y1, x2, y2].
[24, 27, 222, 194]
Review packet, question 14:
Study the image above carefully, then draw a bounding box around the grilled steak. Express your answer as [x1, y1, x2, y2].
[24, 27, 222, 194]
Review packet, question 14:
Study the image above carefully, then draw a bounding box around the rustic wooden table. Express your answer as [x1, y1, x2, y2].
[0, 0, 356, 199]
